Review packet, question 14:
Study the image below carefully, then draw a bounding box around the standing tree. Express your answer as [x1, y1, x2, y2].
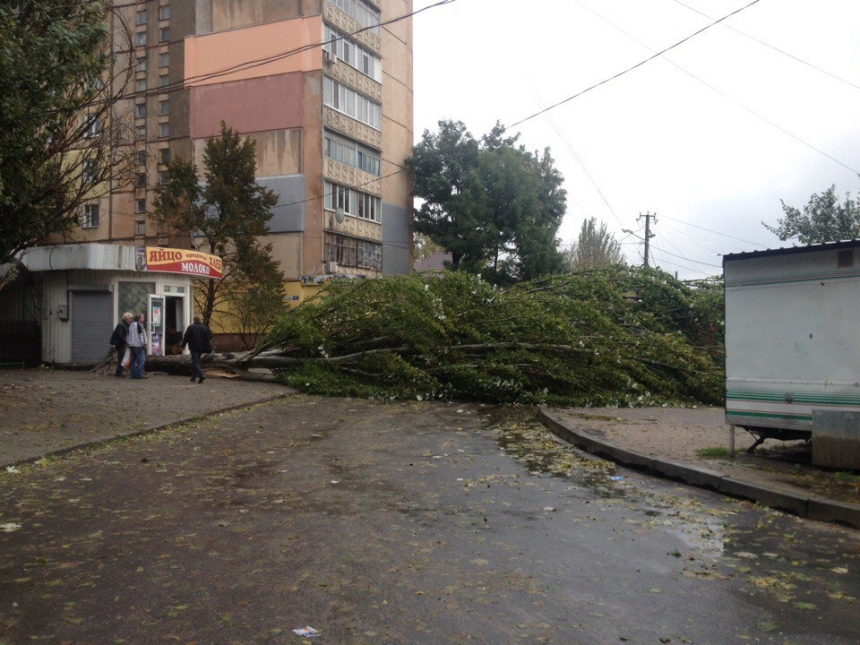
[413, 233, 446, 261]
[0, 0, 134, 281]
[153, 123, 284, 330]
[408, 120, 566, 285]
[565, 217, 626, 270]
[763, 185, 860, 244]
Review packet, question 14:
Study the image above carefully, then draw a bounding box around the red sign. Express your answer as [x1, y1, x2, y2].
[136, 247, 223, 279]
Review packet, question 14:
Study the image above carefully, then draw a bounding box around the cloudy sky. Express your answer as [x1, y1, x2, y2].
[410, 0, 860, 279]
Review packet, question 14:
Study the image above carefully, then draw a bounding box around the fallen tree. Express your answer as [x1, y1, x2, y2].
[135, 267, 724, 406]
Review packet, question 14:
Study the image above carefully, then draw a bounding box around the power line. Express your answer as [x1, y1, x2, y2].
[505, 0, 763, 132]
[526, 78, 623, 230]
[567, 0, 859, 177]
[673, 0, 860, 94]
[1, 0, 458, 124]
[658, 212, 770, 247]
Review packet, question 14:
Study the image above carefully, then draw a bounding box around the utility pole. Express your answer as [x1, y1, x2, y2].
[622, 212, 658, 268]
[641, 211, 657, 267]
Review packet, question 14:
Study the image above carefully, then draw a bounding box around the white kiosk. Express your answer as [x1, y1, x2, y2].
[18, 244, 222, 365]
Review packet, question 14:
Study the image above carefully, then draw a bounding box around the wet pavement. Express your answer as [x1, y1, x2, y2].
[1, 395, 858, 644]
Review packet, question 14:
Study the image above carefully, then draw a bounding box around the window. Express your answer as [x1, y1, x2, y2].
[160, 148, 171, 164]
[137, 57, 147, 72]
[83, 159, 98, 182]
[324, 130, 381, 176]
[159, 52, 169, 67]
[136, 78, 147, 93]
[330, 0, 380, 35]
[136, 103, 147, 118]
[160, 74, 169, 88]
[159, 5, 170, 20]
[136, 125, 146, 140]
[160, 27, 169, 42]
[135, 220, 147, 236]
[159, 100, 169, 115]
[159, 172, 169, 184]
[324, 232, 382, 270]
[84, 115, 101, 138]
[82, 204, 100, 229]
[136, 11, 147, 25]
[323, 78, 381, 130]
[324, 24, 382, 82]
[136, 150, 148, 166]
[136, 172, 147, 188]
[136, 198, 147, 213]
[159, 122, 169, 138]
[324, 181, 381, 222]
[137, 32, 147, 47]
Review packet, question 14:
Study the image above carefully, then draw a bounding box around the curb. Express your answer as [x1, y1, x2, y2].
[4, 393, 290, 470]
[537, 406, 860, 529]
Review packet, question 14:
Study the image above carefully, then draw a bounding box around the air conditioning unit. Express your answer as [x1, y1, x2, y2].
[323, 50, 337, 65]
[324, 261, 339, 274]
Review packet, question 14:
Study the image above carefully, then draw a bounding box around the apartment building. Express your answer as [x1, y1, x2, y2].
[81, 0, 413, 281]
[1, 0, 414, 364]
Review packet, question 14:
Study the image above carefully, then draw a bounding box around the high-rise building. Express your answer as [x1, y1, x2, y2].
[1, 0, 414, 364]
[84, 0, 414, 286]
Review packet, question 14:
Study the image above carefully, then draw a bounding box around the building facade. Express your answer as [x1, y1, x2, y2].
[75, 0, 413, 288]
[1, 0, 414, 365]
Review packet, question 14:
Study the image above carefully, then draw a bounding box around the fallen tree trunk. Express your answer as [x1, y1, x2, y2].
[138, 352, 278, 383]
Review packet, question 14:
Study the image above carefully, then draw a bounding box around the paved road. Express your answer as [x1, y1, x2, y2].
[1, 396, 858, 644]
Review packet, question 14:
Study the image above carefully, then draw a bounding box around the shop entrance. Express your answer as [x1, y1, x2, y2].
[164, 296, 186, 354]
[148, 294, 186, 356]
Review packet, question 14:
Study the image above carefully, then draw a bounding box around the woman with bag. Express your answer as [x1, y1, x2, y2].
[182, 314, 213, 384]
[110, 312, 133, 377]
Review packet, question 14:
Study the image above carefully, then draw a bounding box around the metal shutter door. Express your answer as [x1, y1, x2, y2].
[72, 292, 113, 364]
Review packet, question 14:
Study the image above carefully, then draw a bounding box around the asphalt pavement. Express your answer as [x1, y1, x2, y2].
[2, 375, 859, 644]
[1, 368, 858, 528]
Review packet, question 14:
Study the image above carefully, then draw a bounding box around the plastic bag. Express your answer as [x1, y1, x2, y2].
[121, 348, 131, 368]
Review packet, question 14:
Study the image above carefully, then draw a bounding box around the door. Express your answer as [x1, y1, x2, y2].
[72, 291, 113, 364]
[165, 296, 185, 354]
[148, 295, 165, 356]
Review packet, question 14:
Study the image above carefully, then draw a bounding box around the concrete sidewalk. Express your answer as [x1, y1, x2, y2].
[539, 406, 860, 529]
[0, 367, 289, 467]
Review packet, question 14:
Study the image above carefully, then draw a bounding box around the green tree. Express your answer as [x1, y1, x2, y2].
[153, 123, 284, 329]
[0, 0, 134, 277]
[408, 120, 566, 285]
[763, 185, 860, 244]
[413, 233, 446, 261]
[564, 217, 625, 270]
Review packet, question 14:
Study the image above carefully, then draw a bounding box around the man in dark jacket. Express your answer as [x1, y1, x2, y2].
[182, 314, 212, 383]
[110, 312, 133, 377]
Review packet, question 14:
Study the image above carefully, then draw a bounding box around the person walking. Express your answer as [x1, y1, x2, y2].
[182, 314, 212, 384]
[110, 312, 133, 377]
[127, 313, 148, 379]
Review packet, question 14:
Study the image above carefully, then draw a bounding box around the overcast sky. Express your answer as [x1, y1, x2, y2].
[411, 0, 860, 279]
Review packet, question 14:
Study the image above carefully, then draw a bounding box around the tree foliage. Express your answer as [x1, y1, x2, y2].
[153, 122, 284, 328]
[413, 233, 446, 261]
[764, 185, 860, 244]
[0, 0, 134, 274]
[249, 267, 724, 407]
[565, 217, 626, 270]
[408, 120, 566, 286]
